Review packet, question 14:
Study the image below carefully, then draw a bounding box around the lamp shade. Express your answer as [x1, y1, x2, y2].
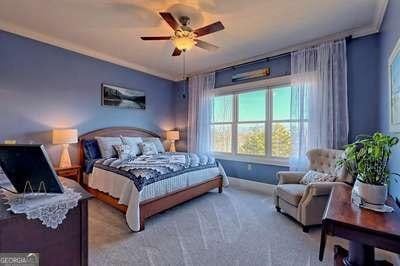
[52, 129, 78, 144]
[166, 130, 180, 141]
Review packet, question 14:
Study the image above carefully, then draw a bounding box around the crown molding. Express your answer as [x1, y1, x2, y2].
[0, 20, 179, 81]
[0, 0, 388, 82]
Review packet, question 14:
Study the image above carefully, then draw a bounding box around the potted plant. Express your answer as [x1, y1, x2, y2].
[338, 132, 399, 205]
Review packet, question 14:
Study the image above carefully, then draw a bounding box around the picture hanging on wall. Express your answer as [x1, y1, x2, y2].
[101, 83, 145, 109]
[389, 37, 400, 132]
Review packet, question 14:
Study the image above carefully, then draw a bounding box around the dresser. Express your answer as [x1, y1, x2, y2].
[0, 178, 91, 266]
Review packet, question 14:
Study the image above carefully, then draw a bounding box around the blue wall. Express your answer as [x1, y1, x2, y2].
[378, 0, 400, 198]
[0, 30, 177, 165]
[174, 80, 188, 152]
[211, 37, 381, 184]
[347, 34, 380, 142]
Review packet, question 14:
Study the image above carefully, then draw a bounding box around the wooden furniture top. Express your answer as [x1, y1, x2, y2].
[78, 127, 161, 142]
[0, 178, 91, 220]
[323, 183, 400, 238]
[55, 165, 81, 171]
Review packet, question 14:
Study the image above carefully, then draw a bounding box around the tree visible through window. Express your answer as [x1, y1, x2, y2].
[211, 84, 300, 161]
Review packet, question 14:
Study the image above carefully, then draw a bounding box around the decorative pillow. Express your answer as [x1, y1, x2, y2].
[113, 144, 136, 161]
[95, 137, 123, 158]
[120, 136, 143, 156]
[300, 170, 336, 185]
[83, 140, 101, 160]
[139, 142, 158, 155]
[84, 158, 98, 174]
[142, 137, 165, 153]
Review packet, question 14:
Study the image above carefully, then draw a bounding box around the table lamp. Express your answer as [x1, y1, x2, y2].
[52, 129, 78, 168]
[166, 130, 180, 152]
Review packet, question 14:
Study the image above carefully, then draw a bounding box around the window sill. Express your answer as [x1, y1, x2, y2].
[213, 153, 289, 167]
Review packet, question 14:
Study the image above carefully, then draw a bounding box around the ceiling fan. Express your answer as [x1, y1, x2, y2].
[140, 12, 225, 56]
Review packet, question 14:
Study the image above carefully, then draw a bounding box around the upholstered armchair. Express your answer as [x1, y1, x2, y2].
[274, 149, 353, 232]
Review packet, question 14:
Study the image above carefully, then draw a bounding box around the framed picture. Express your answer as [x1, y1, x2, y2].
[101, 83, 145, 109]
[389, 38, 400, 132]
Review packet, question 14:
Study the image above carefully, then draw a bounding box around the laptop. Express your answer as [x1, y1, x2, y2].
[0, 144, 64, 193]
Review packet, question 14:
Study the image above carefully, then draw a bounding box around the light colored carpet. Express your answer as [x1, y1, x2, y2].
[88, 186, 396, 266]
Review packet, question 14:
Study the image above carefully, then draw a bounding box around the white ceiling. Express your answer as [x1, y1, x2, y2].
[0, 0, 387, 81]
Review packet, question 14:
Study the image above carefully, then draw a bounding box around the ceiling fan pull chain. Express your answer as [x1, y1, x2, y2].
[183, 52, 186, 80]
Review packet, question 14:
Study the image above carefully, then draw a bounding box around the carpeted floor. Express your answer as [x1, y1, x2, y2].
[88, 186, 394, 266]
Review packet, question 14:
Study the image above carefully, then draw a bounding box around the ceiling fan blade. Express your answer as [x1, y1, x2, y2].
[194, 21, 225, 37]
[159, 12, 180, 30]
[140, 36, 171, 40]
[195, 40, 218, 51]
[172, 48, 182, 56]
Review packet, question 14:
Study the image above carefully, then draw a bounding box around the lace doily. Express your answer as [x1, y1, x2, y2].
[1, 186, 82, 229]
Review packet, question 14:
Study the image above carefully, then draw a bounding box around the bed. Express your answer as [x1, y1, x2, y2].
[79, 127, 228, 232]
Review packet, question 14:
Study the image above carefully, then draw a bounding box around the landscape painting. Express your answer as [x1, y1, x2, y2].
[389, 38, 400, 132]
[101, 84, 145, 109]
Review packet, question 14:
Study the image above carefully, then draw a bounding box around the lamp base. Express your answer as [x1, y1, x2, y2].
[59, 144, 72, 168]
[169, 141, 176, 152]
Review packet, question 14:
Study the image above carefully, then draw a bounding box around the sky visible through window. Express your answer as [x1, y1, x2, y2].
[213, 86, 292, 122]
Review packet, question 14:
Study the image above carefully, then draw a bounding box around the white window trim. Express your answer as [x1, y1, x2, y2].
[211, 75, 292, 167]
[214, 153, 289, 167]
[212, 75, 291, 96]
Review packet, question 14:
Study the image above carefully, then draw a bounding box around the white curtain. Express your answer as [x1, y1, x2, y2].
[289, 39, 348, 170]
[187, 72, 215, 153]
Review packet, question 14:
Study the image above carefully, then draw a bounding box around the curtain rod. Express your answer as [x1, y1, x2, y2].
[217, 35, 352, 72]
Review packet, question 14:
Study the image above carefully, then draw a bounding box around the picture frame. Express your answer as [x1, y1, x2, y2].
[101, 83, 145, 110]
[389, 37, 400, 132]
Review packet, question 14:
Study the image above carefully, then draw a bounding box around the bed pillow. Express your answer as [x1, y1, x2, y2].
[300, 170, 336, 185]
[113, 144, 136, 161]
[83, 140, 102, 174]
[120, 136, 143, 156]
[83, 139, 101, 160]
[142, 137, 165, 153]
[139, 142, 158, 155]
[95, 137, 123, 158]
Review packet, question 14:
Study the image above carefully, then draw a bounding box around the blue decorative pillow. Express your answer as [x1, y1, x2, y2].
[83, 140, 102, 160]
[83, 140, 102, 173]
[84, 158, 98, 174]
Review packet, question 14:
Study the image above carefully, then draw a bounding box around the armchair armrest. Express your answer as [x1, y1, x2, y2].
[306, 182, 348, 196]
[276, 171, 306, 185]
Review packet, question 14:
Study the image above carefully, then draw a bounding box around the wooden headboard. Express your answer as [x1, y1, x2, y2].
[78, 127, 161, 170]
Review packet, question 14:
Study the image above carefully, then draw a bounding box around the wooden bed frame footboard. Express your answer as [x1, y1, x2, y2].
[85, 175, 223, 231]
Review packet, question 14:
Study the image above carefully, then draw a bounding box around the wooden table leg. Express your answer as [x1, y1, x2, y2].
[319, 225, 327, 261]
[335, 242, 393, 266]
[343, 241, 374, 266]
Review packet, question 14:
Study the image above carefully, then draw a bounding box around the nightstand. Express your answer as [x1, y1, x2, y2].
[55, 165, 81, 184]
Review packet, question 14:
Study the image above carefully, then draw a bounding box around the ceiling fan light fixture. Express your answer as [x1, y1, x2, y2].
[172, 29, 197, 51]
[172, 36, 196, 51]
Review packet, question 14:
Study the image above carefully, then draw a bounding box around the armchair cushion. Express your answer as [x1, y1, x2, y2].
[306, 182, 347, 196]
[276, 184, 306, 206]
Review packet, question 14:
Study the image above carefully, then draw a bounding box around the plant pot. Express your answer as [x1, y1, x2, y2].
[353, 178, 388, 205]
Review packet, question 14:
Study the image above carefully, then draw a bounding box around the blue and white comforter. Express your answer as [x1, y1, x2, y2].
[94, 152, 218, 192]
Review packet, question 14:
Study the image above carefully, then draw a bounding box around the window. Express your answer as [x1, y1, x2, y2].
[211, 81, 301, 164]
[271, 86, 293, 158]
[211, 95, 233, 153]
[237, 90, 266, 156]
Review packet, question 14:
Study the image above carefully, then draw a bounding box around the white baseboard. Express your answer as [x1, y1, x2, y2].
[228, 176, 276, 195]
